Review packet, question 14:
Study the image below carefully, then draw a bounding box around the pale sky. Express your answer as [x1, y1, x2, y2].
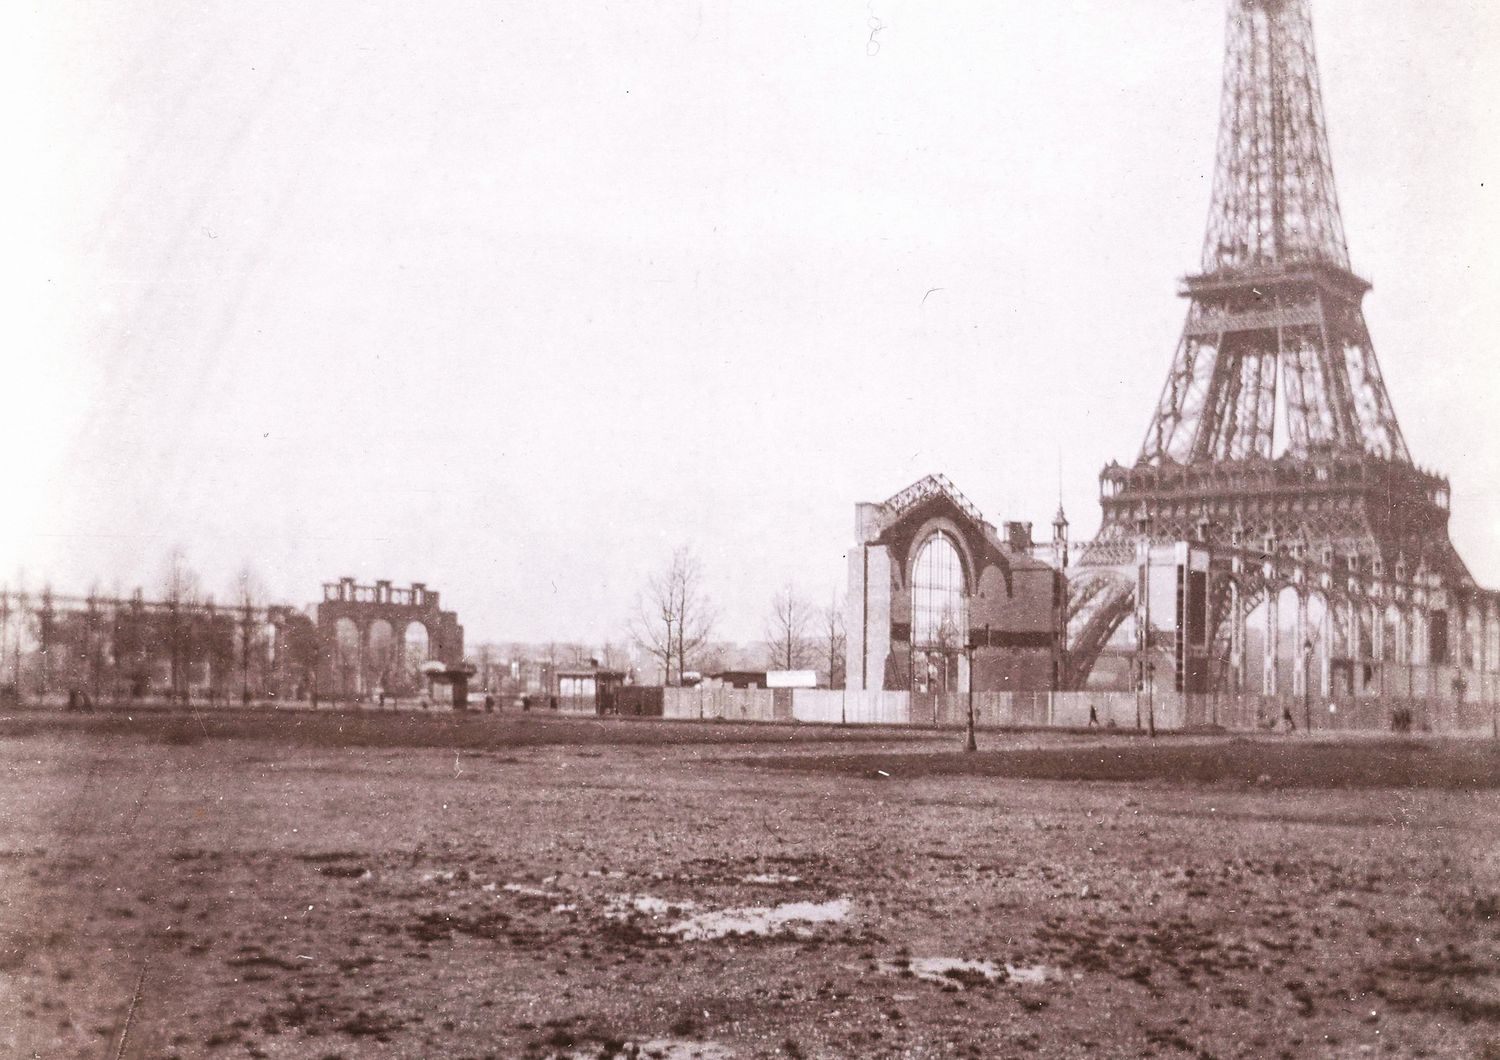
[4, 0, 1498, 645]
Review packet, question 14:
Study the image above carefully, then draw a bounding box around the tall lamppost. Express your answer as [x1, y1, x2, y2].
[1146, 659, 1156, 739]
[1135, 519, 1152, 735]
[1303, 636, 1314, 734]
[1142, 534, 1156, 739]
[964, 640, 976, 753]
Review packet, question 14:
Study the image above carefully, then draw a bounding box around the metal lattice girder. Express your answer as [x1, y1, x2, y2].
[1062, 573, 1136, 690]
[881, 473, 987, 527]
[1202, 0, 1349, 273]
[1061, 537, 1498, 691]
[1138, 0, 1409, 467]
[1071, 0, 1485, 686]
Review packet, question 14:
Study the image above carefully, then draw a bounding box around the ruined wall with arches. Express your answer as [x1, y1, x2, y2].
[315, 578, 464, 699]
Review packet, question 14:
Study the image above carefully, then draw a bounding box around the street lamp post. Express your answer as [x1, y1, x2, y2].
[1303, 637, 1313, 734]
[964, 643, 976, 753]
[1146, 659, 1156, 739]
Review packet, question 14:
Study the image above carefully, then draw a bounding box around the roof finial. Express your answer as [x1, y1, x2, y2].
[1054, 448, 1068, 527]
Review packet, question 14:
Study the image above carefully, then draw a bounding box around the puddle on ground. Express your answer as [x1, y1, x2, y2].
[630, 895, 695, 916]
[879, 956, 1056, 987]
[501, 882, 560, 899]
[561, 1039, 734, 1060]
[1006, 963, 1052, 985]
[665, 898, 851, 941]
[496, 880, 848, 946]
[639, 1041, 734, 1060]
[604, 894, 698, 920]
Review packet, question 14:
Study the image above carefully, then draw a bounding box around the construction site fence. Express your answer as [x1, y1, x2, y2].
[9, 683, 1495, 736]
[640, 687, 1498, 736]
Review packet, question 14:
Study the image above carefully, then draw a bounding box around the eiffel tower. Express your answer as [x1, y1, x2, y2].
[1066, 0, 1483, 690]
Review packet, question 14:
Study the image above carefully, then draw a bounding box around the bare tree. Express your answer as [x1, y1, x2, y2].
[821, 595, 847, 689]
[161, 546, 202, 700]
[631, 547, 716, 686]
[232, 564, 268, 704]
[36, 586, 56, 696]
[0, 586, 11, 691]
[81, 580, 109, 701]
[673, 549, 715, 682]
[203, 600, 237, 704]
[477, 643, 495, 691]
[631, 572, 675, 685]
[764, 583, 813, 671]
[282, 613, 321, 702]
[600, 639, 628, 672]
[697, 641, 728, 676]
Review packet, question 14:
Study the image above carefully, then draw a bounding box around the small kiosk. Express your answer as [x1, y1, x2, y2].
[420, 660, 478, 710]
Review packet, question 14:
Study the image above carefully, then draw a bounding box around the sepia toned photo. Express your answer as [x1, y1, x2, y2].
[3, 0, 1498, 1056]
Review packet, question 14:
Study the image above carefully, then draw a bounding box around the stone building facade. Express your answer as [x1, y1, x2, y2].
[846, 475, 1066, 694]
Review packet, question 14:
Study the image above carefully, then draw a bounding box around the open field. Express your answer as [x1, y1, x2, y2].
[2, 711, 1499, 1058]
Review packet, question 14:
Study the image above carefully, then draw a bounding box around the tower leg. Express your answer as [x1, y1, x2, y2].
[1229, 580, 1245, 694]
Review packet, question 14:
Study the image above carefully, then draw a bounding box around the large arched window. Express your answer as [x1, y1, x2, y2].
[911, 532, 967, 693]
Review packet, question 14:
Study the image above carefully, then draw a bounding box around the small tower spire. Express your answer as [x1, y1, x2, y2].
[1050, 450, 1069, 569]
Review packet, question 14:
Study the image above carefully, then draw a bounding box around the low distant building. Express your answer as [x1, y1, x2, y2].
[705, 671, 764, 690]
[846, 475, 1066, 693]
[555, 665, 628, 713]
[766, 669, 819, 689]
[704, 669, 820, 690]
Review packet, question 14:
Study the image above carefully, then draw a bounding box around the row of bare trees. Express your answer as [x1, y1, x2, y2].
[1, 549, 319, 704]
[763, 583, 845, 686]
[628, 547, 845, 687]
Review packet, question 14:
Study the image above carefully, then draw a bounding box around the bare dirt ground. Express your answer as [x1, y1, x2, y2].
[2, 709, 1498, 1059]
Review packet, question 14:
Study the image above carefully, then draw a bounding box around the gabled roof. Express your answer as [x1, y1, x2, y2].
[868, 473, 1059, 577]
[881, 474, 986, 526]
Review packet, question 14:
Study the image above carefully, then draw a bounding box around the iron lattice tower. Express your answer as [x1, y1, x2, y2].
[1143, 0, 1403, 466]
[1091, 0, 1467, 582]
[1060, 0, 1483, 692]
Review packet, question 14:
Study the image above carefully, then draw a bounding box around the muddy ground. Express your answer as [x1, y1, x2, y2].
[1, 710, 1498, 1058]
